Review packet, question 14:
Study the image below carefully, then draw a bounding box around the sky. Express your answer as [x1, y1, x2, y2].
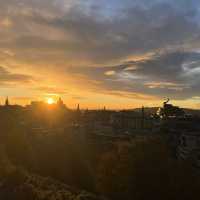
[1, 0, 200, 109]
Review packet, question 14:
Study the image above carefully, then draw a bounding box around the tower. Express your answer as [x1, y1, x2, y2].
[56, 97, 66, 110]
[57, 97, 62, 104]
[141, 106, 145, 119]
[57, 97, 64, 106]
[141, 106, 145, 129]
[5, 97, 9, 106]
[77, 104, 80, 111]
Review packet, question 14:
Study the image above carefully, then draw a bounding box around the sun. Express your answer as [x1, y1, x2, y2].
[47, 97, 55, 105]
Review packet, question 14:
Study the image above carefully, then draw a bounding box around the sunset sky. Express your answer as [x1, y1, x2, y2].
[1, 0, 200, 109]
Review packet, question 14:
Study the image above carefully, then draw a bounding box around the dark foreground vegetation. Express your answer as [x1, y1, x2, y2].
[1, 112, 200, 200]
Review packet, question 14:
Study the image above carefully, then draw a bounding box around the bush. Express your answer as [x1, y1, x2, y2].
[95, 137, 200, 200]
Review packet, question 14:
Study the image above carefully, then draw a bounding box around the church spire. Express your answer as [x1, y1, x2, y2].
[5, 96, 9, 106]
[57, 97, 64, 106]
[77, 104, 80, 112]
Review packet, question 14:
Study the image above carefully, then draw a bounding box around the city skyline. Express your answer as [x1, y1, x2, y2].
[1, 0, 200, 109]
[0, 96, 199, 112]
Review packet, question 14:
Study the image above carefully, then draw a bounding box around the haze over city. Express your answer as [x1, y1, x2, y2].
[2, 1, 200, 200]
[1, 0, 200, 109]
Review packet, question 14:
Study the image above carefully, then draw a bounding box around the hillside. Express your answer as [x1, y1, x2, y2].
[133, 107, 200, 116]
[0, 146, 107, 200]
[0, 167, 107, 200]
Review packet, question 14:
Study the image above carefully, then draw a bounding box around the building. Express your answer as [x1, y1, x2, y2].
[157, 99, 185, 118]
[165, 117, 200, 168]
[111, 109, 153, 134]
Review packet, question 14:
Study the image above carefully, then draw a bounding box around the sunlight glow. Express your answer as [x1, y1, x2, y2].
[47, 97, 55, 105]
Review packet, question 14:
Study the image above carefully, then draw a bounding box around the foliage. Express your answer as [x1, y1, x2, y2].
[1, 114, 200, 200]
[95, 137, 200, 200]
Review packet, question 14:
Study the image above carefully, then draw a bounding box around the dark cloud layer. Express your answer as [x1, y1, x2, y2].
[0, 66, 33, 84]
[68, 51, 200, 99]
[1, 0, 200, 61]
[1, 0, 200, 102]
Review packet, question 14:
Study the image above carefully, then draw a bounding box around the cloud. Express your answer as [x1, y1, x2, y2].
[0, 66, 34, 85]
[100, 90, 158, 101]
[0, 0, 200, 64]
[35, 86, 68, 95]
[0, 0, 200, 106]
[0, 18, 13, 28]
[105, 70, 116, 76]
[68, 50, 200, 100]
[144, 82, 189, 91]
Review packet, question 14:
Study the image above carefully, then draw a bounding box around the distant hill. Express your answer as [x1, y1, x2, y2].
[132, 107, 159, 116]
[132, 107, 200, 116]
[183, 108, 200, 116]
